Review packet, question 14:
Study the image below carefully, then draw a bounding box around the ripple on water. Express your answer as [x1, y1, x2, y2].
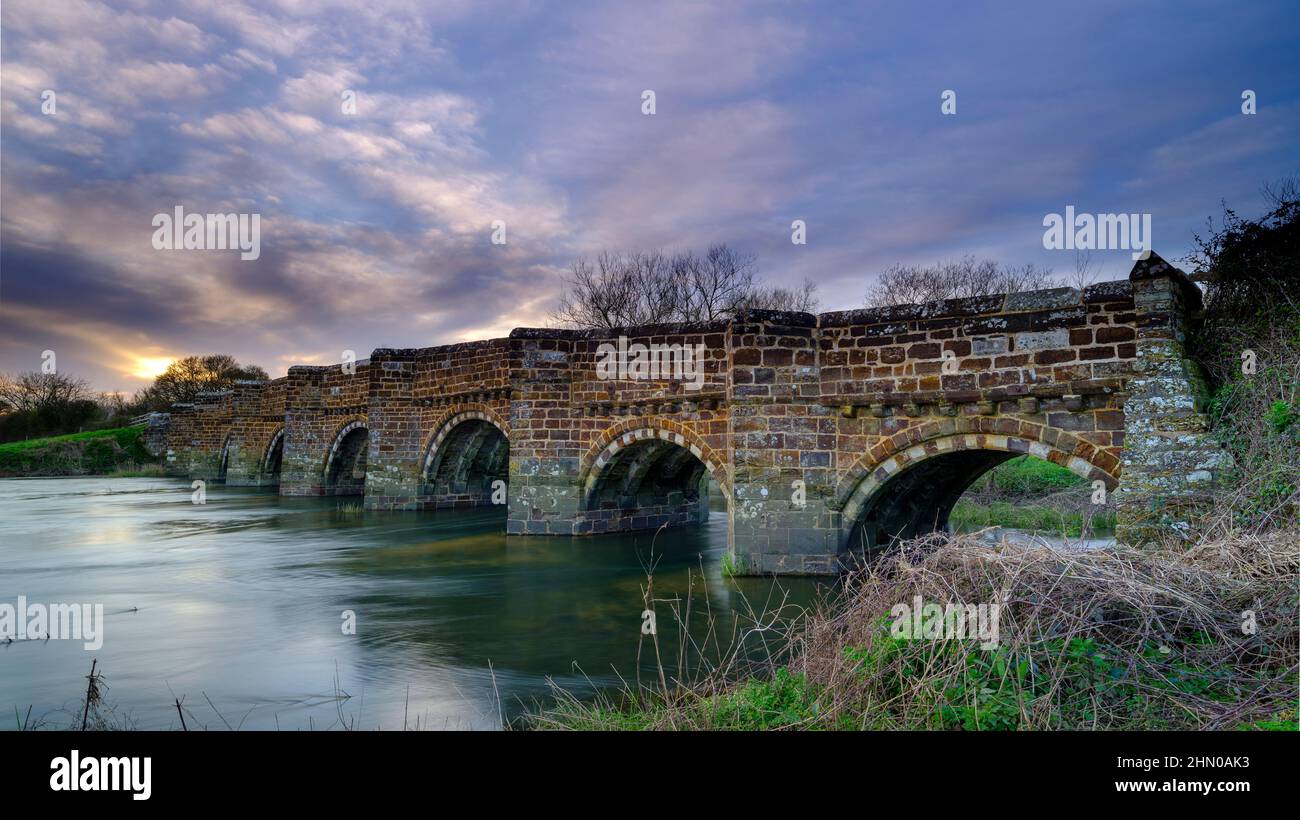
[0, 477, 822, 730]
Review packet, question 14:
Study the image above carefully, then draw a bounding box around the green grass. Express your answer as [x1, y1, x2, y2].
[538, 631, 1293, 732]
[950, 456, 1112, 537]
[0, 425, 145, 453]
[836, 633, 1266, 731]
[0, 426, 154, 476]
[719, 552, 743, 577]
[708, 667, 833, 730]
[950, 499, 1116, 537]
[1236, 709, 1300, 731]
[539, 667, 843, 731]
[977, 455, 1088, 495]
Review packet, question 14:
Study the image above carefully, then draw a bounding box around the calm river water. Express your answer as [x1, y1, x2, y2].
[0, 477, 824, 730]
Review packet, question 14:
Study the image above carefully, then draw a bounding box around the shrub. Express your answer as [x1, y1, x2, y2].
[532, 531, 1298, 731]
[1186, 187, 1300, 532]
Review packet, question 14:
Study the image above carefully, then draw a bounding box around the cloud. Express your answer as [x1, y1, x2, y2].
[1, 0, 1298, 392]
[542, 0, 808, 99]
[1127, 102, 1300, 187]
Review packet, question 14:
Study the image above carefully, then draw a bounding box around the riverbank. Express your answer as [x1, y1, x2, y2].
[531, 529, 1299, 730]
[0, 426, 159, 477]
[949, 455, 1116, 538]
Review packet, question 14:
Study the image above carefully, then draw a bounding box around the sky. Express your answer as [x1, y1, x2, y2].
[1, 0, 1298, 393]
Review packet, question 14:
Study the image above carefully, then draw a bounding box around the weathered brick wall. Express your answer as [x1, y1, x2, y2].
[174, 390, 233, 480]
[818, 283, 1136, 417]
[361, 348, 418, 508]
[161, 406, 193, 475]
[505, 331, 579, 533]
[224, 378, 288, 486]
[720, 285, 1140, 573]
[134, 412, 172, 457]
[1116, 255, 1225, 542]
[506, 323, 731, 535]
[364, 341, 512, 510]
[727, 310, 835, 572]
[279, 362, 369, 495]
[163, 253, 1219, 574]
[278, 366, 325, 494]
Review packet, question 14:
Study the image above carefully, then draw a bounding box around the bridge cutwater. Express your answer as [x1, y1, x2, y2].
[154, 253, 1222, 574]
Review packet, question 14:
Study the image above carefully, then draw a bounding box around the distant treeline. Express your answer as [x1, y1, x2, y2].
[0, 354, 266, 444]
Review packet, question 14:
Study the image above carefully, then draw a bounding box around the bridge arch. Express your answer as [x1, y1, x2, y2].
[217, 432, 233, 482]
[419, 406, 510, 508]
[578, 422, 728, 534]
[261, 426, 285, 483]
[322, 417, 369, 495]
[835, 422, 1119, 552]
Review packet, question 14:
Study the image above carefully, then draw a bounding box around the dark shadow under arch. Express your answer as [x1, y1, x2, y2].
[581, 435, 713, 535]
[838, 429, 1118, 557]
[324, 424, 369, 495]
[262, 428, 284, 485]
[217, 433, 231, 482]
[423, 418, 508, 508]
[847, 449, 1017, 552]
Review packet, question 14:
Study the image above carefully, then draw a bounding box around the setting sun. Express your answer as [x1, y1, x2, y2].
[128, 356, 174, 380]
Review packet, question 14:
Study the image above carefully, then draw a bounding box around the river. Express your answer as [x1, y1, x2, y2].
[0, 477, 825, 730]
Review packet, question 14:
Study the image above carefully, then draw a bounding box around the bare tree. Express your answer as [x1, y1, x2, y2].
[0, 371, 93, 414]
[553, 243, 815, 329]
[864, 255, 1061, 308]
[553, 250, 682, 328]
[1069, 250, 1101, 291]
[675, 244, 759, 321]
[0, 371, 101, 441]
[135, 354, 269, 409]
[1262, 173, 1300, 209]
[97, 391, 130, 418]
[735, 277, 821, 313]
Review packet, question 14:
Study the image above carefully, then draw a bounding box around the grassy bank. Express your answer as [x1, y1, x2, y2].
[949, 500, 1115, 537]
[533, 451, 1291, 731]
[532, 530, 1298, 730]
[969, 453, 1089, 494]
[0, 426, 156, 477]
[948, 455, 1115, 537]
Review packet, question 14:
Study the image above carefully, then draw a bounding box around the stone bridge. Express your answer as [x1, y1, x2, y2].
[162, 253, 1222, 574]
